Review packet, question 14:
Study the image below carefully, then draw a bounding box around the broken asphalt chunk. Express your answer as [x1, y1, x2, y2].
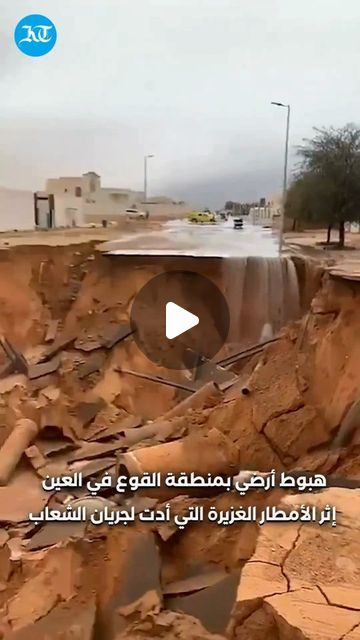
[74, 321, 133, 353]
[163, 567, 228, 596]
[165, 573, 239, 635]
[27, 519, 87, 551]
[69, 439, 127, 462]
[41, 333, 76, 362]
[100, 323, 133, 349]
[27, 356, 60, 380]
[77, 352, 106, 379]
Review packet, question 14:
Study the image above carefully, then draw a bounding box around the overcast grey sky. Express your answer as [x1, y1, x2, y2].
[1, 0, 360, 207]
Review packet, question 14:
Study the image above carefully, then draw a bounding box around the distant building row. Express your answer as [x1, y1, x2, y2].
[0, 172, 191, 232]
[249, 195, 282, 227]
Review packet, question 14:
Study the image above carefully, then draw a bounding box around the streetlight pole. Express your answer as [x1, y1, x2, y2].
[144, 154, 154, 205]
[271, 102, 291, 253]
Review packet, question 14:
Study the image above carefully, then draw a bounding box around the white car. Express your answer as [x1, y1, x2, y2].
[125, 208, 147, 220]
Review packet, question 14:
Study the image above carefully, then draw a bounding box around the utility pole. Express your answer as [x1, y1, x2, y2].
[144, 154, 154, 205]
[271, 102, 291, 253]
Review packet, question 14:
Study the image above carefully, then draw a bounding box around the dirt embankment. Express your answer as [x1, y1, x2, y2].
[206, 273, 360, 472]
[0, 243, 358, 639]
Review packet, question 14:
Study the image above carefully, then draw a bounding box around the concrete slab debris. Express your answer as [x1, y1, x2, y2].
[74, 322, 133, 353]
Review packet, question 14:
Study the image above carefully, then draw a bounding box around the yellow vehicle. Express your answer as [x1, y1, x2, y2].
[187, 209, 216, 224]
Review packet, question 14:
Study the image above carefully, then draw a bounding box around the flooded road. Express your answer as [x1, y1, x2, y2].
[100, 219, 280, 258]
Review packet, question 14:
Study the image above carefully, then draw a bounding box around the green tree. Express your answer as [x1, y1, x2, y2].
[285, 172, 337, 242]
[288, 124, 360, 247]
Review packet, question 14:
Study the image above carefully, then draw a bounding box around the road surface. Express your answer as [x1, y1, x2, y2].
[100, 219, 280, 258]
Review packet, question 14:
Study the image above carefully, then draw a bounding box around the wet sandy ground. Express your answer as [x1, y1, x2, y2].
[287, 229, 360, 279]
[1, 221, 359, 275]
[0, 221, 162, 249]
[287, 229, 360, 258]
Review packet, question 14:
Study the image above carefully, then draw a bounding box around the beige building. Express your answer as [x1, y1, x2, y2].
[250, 193, 282, 227]
[46, 172, 191, 226]
[142, 196, 190, 219]
[46, 172, 100, 227]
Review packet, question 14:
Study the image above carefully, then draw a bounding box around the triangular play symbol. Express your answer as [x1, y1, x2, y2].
[166, 302, 199, 340]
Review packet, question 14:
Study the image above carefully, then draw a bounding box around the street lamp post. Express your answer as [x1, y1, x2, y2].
[271, 102, 291, 253]
[144, 154, 154, 205]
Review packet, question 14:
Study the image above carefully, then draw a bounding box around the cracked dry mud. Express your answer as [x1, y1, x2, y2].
[0, 243, 358, 639]
[229, 488, 360, 640]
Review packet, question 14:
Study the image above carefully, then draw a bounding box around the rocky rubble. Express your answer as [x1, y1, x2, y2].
[0, 244, 358, 638]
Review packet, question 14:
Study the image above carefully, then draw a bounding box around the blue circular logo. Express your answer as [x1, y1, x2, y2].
[14, 15, 57, 57]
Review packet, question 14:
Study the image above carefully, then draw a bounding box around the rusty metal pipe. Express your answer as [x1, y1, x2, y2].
[120, 416, 188, 448]
[162, 382, 222, 420]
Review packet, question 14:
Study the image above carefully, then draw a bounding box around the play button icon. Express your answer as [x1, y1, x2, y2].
[130, 270, 230, 370]
[166, 302, 199, 340]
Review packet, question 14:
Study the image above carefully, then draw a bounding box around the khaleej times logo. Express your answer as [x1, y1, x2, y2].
[14, 15, 57, 57]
